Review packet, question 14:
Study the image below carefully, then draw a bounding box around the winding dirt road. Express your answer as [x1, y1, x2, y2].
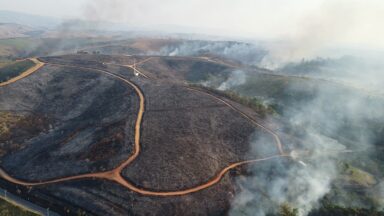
[0, 58, 288, 196]
[104, 57, 153, 79]
[186, 87, 284, 155]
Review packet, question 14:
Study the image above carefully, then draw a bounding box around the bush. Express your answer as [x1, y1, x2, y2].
[279, 203, 299, 216]
[189, 83, 277, 117]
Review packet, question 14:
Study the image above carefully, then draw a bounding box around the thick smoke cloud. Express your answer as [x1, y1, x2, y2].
[153, 41, 267, 65]
[201, 52, 384, 215]
[230, 156, 337, 216]
[260, 0, 384, 69]
[74, 1, 384, 215]
[278, 56, 384, 95]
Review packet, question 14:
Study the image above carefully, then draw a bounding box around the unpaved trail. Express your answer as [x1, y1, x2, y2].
[0, 58, 289, 197]
[0, 58, 45, 87]
[186, 87, 285, 155]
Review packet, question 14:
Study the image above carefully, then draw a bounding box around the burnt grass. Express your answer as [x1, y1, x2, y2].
[0, 54, 282, 215]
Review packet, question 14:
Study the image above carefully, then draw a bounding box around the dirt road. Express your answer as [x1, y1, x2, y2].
[0, 58, 289, 197]
[0, 58, 45, 87]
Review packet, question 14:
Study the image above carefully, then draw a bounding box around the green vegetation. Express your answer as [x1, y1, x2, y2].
[309, 204, 384, 216]
[0, 38, 37, 51]
[0, 37, 111, 59]
[340, 163, 377, 187]
[0, 38, 40, 58]
[0, 59, 35, 82]
[279, 203, 298, 216]
[220, 90, 277, 117]
[0, 198, 40, 216]
[189, 84, 277, 117]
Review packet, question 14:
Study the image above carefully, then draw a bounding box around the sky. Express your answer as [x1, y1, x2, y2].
[1, 0, 384, 49]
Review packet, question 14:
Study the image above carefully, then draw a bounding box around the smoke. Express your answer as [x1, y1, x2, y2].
[228, 80, 384, 215]
[278, 56, 384, 95]
[192, 44, 384, 215]
[229, 90, 347, 215]
[230, 155, 337, 216]
[378, 182, 384, 211]
[218, 70, 247, 91]
[82, 0, 131, 23]
[29, 1, 383, 214]
[259, 0, 383, 69]
[154, 41, 267, 65]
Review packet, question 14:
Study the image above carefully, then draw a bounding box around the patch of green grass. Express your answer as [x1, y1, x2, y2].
[0, 198, 40, 216]
[0, 59, 35, 82]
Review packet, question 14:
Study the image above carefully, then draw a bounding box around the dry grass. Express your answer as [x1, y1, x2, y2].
[0, 112, 22, 139]
[0, 197, 40, 216]
[0, 111, 49, 157]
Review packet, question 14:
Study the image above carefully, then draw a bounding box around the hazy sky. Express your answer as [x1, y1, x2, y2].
[1, 0, 384, 49]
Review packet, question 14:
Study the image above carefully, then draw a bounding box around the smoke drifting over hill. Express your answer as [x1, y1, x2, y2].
[153, 41, 267, 65]
[218, 70, 247, 91]
[210, 57, 384, 215]
[259, 1, 355, 68]
[259, 0, 384, 69]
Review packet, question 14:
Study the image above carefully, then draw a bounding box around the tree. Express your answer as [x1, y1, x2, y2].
[279, 203, 299, 216]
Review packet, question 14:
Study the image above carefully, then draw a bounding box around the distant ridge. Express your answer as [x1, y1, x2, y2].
[0, 10, 62, 29]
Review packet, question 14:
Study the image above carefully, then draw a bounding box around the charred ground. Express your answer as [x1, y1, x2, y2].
[0, 54, 289, 215]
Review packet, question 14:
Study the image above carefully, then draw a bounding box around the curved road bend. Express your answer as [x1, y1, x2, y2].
[0, 59, 290, 197]
[0, 58, 45, 87]
[127, 56, 283, 154]
[127, 57, 285, 155]
[126, 59, 284, 155]
[186, 87, 285, 155]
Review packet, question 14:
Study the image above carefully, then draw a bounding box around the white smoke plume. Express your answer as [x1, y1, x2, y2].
[259, 0, 384, 69]
[191, 42, 384, 215]
[229, 87, 382, 215]
[218, 70, 247, 91]
[154, 41, 266, 65]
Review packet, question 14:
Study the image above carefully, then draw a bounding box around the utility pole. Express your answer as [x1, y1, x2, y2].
[133, 59, 139, 76]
